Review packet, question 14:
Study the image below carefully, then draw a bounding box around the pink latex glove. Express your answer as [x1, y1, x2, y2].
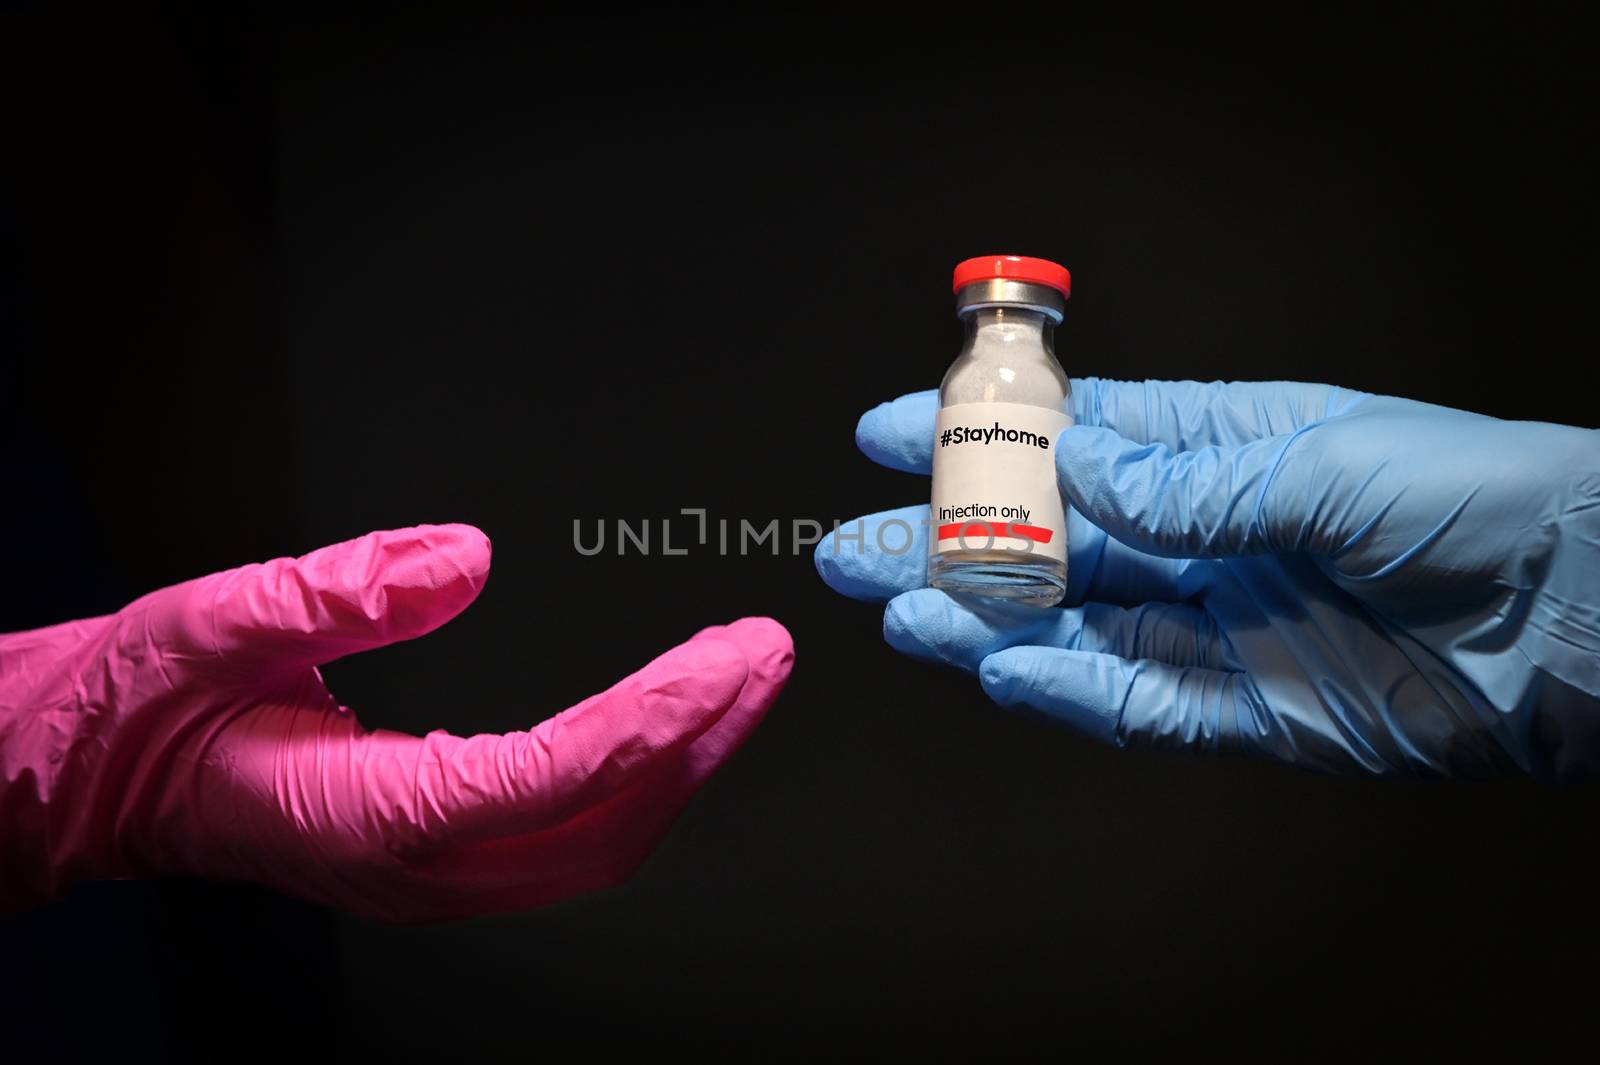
[0, 524, 792, 922]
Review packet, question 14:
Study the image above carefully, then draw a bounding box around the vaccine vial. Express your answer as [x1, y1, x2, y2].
[928, 255, 1073, 608]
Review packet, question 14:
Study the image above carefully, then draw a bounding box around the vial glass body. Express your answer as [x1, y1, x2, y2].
[928, 286, 1071, 608]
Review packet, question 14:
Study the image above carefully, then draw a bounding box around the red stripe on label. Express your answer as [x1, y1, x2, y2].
[936, 521, 1054, 544]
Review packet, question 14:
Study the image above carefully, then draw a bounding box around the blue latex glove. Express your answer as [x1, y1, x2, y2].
[817, 380, 1600, 780]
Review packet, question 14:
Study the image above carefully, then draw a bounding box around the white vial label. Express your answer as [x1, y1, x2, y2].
[930, 402, 1072, 563]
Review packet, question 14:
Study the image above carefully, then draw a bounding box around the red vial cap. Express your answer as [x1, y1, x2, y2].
[952, 255, 1071, 298]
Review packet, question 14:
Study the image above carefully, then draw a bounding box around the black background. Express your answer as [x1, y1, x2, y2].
[3, 6, 1598, 1059]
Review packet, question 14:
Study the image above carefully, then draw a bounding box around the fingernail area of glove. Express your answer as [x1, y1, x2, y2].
[691, 618, 795, 687]
[646, 637, 751, 713]
[978, 649, 1120, 743]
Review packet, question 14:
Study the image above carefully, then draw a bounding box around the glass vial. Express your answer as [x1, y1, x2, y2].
[928, 255, 1073, 608]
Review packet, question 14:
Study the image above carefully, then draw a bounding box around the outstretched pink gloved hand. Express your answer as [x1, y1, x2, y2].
[0, 524, 793, 922]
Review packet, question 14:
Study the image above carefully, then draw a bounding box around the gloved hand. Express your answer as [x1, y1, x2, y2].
[0, 524, 793, 921]
[817, 380, 1599, 780]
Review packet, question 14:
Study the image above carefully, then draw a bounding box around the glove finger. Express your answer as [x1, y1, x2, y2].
[1058, 424, 1329, 559]
[382, 625, 761, 854]
[148, 524, 492, 678]
[856, 389, 940, 474]
[816, 504, 1188, 606]
[852, 381, 1370, 476]
[814, 504, 929, 602]
[397, 618, 793, 920]
[979, 646, 1260, 753]
[1075, 378, 1370, 449]
[1073, 600, 1235, 669]
[884, 589, 1233, 672]
[1083, 533, 1194, 606]
[673, 616, 794, 779]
